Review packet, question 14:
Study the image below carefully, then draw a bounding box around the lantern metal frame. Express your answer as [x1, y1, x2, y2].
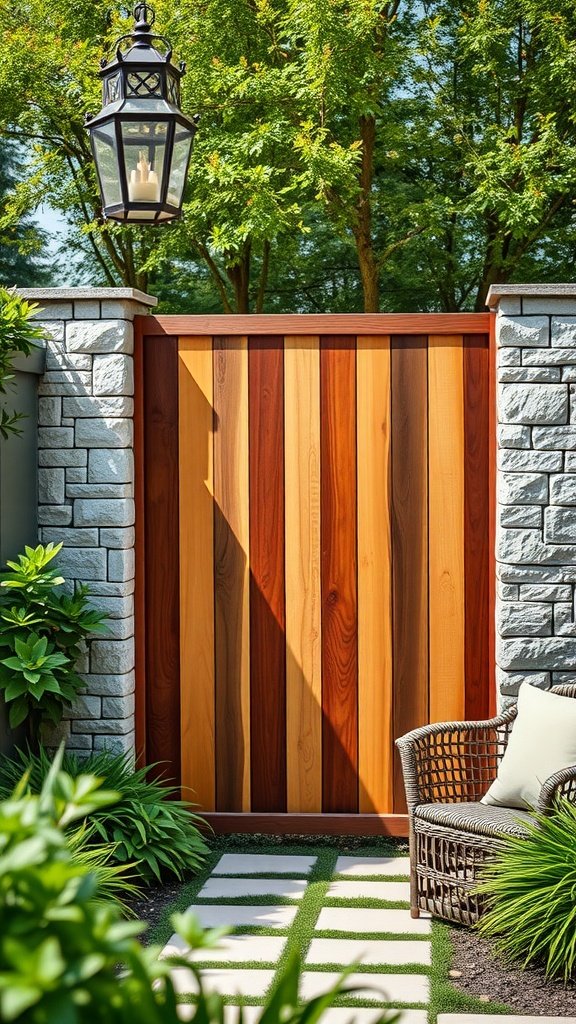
[86, 3, 198, 225]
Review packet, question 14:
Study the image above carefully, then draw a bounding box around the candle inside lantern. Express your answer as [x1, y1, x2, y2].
[128, 151, 160, 202]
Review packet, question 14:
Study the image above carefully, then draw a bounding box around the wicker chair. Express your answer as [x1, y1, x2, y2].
[396, 683, 576, 927]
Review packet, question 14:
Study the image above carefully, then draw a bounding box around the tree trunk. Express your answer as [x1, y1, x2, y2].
[352, 115, 380, 313]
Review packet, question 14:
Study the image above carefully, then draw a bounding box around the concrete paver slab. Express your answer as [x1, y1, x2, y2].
[178, 1008, 429, 1024]
[335, 857, 410, 877]
[170, 967, 275, 996]
[306, 937, 431, 967]
[316, 907, 431, 935]
[162, 933, 286, 963]
[300, 970, 429, 1004]
[327, 880, 410, 902]
[438, 1018, 576, 1024]
[213, 854, 316, 875]
[185, 904, 298, 929]
[198, 877, 307, 900]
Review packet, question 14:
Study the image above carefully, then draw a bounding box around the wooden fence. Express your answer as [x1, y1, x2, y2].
[135, 314, 495, 833]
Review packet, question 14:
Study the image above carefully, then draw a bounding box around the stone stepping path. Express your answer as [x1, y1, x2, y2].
[161, 851, 435, 1020]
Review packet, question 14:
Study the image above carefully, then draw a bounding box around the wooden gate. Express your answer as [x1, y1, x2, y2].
[135, 313, 495, 833]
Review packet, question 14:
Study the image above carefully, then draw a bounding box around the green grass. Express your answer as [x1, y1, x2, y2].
[144, 835, 513, 1021]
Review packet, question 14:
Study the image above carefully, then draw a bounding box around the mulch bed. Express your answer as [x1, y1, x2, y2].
[450, 924, 576, 1017]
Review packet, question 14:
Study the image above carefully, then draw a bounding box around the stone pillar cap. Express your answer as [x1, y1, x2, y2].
[16, 287, 157, 307]
[487, 283, 576, 309]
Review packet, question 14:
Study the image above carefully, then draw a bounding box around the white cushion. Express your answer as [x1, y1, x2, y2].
[481, 683, 576, 809]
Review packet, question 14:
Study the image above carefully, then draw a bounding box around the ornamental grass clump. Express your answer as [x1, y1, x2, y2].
[478, 798, 576, 981]
[0, 746, 209, 885]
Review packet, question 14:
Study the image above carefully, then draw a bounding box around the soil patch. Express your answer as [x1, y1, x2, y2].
[450, 923, 576, 1017]
[126, 880, 184, 943]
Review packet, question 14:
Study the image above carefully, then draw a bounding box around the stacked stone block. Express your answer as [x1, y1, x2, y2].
[21, 288, 156, 754]
[490, 285, 576, 702]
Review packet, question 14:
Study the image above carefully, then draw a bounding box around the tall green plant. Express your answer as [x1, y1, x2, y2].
[478, 798, 576, 981]
[0, 747, 209, 885]
[0, 542, 107, 738]
[0, 287, 46, 437]
[0, 747, 398, 1024]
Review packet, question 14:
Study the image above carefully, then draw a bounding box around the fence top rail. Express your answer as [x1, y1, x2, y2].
[140, 312, 492, 336]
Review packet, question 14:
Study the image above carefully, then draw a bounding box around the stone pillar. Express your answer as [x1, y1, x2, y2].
[488, 284, 576, 705]
[19, 288, 157, 754]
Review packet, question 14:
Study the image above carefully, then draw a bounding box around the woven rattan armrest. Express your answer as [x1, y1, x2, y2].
[396, 710, 517, 812]
[536, 764, 576, 813]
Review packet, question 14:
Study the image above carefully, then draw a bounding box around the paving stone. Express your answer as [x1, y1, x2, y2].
[185, 904, 298, 929]
[198, 878, 307, 900]
[316, 907, 430, 935]
[169, 966, 275, 996]
[178, 1009, 429, 1024]
[326, 880, 410, 901]
[438, 1018, 576, 1024]
[306, 937, 431, 966]
[212, 854, 316, 875]
[335, 856, 410, 877]
[300, 971, 429, 1003]
[162, 933, 286, 963]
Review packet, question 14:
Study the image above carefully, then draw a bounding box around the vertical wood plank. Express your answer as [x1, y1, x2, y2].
[178, 337, 215, 810]
[428, 336, 465, 723]
[249, 336, 286, 811]
[284, 336, 322, 812]
[391, 336, 428, 812]
[464, 334, 491, 720]
[213, 336, 251, 811]
[357, 336, 393, 813]
[143, 336, 181, 784]
[320, 336, 358, 813]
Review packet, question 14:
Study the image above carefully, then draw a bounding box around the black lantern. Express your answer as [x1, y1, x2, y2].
[86, 3, 198, 224]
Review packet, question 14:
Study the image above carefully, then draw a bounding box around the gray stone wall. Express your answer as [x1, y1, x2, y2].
[20, 288, 157, 754]
[489, 285, 576, 703]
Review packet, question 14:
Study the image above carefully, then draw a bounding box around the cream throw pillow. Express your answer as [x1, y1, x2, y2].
[481, 683, 576, 809]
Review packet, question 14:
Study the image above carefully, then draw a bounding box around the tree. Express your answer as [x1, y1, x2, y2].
[0, 139, 52, 286]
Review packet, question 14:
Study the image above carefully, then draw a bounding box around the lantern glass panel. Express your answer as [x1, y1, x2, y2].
[167, 129, 193, 207]
[121, 120, 168, 218]
[91, 122, 122, 208]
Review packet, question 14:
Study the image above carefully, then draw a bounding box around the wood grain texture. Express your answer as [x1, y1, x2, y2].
[391, 336, 429, 813]
[133, 318, 146, 764]
[145, 314, 492, 337]
[249, 336, 287, 811]
[357, 336, 393, 813]
[143, 336, 181, 784]
[488, 317, 497, 717]
[428, 336, 465, 724]
[178, 338, 215, 810]
[213, 336, 251, 811]
[201, 812, 408, 836]
[320, 336, 358, 813]
[464, 334, 491, 720]
[284, 337, 322, 812]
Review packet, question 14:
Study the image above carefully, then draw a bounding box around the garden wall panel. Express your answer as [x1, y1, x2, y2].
[136, 314, 494, 822]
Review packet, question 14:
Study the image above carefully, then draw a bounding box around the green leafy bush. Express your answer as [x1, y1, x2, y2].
[0, 747, 394, 1024]
[478, 798, 576, 981]
[0, 746, 209, 884]
[0, 542, 107, 735]
[0, 287, 46, 439]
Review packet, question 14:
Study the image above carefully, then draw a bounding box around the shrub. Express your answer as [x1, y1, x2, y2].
[0, 287, 46, 438]
[0, 747, 396, 1024]
[0, 746, 209, 884]
[478, 798, 576, 981]
[0, 542, 107, 737]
